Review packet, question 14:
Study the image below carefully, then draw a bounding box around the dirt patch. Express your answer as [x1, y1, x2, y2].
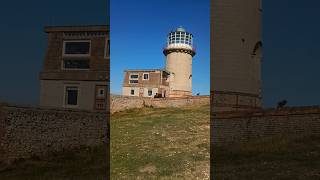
[139, 164, 156, 174]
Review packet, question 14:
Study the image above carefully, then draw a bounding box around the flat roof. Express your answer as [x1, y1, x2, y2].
[44, 25, 109, 33]
[125, 69, 170, 74]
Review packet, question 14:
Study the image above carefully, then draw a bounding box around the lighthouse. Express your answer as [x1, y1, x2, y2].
[211, 0, 262, 110]
[163, 27, 196, 98]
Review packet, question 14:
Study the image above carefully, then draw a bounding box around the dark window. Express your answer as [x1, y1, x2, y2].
[66, 87, 78, 105]
[130, 74, 139, 79]
[148, 90, 152, 96]
[143, 74, 149, 80]
[64, 41, 90, 55]
[130, 89, 135, 95]
[129, 80, 138, 84]
[64, 60, 90, 69]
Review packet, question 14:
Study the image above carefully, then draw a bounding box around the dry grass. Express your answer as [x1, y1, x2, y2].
[110, 105, 210, 179]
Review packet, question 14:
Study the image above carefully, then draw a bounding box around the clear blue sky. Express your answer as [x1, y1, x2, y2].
[110, 0, 210, 95]
[262, 0, 320, 107]
[0, 0, 108, 105]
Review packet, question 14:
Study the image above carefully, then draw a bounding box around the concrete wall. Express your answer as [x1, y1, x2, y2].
[166, 51, 193, 96]
[110, 95, 210, 113]
[0, 105, 108, 163]
[40, 80, 107, 111]
[212, 106, 320, 146]
[211, 0, 262, 109]
[122, 87, 159, 97]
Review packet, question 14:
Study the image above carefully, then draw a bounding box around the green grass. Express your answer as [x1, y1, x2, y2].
[110, 105, 210, 179]
[213, 135, 320, 180]
[2, 104, 319, 180]
[0, 146, 108, 180]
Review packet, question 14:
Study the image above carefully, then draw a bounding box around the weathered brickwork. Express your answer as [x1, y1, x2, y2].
[111, 95, 210, 113]
[0, 105, 108, 163]
[212, 106, 320, 146]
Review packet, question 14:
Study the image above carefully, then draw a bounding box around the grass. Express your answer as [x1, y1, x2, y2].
[110, 105, 210, 179]
[2, 104, 319, 179]
[0, 146, 108, 180]
[213, 135, 320, 180]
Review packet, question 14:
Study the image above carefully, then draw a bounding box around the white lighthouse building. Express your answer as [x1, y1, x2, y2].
[163, 27, 196, 97]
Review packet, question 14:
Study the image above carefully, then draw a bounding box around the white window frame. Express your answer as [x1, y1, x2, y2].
[130, 89, 135, 96]
[97, 87, 105, 98]
[62, 40, 91, 57]
[63, 85, 80, 108]
[142, 73, 149, 80]
[147, 89, 153, 97]
[129, 73, 139, 84]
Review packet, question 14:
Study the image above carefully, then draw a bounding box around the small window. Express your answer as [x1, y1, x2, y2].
[129, 80, 138, 84]
[130, 74, 139, 79]
[130, 89, 135, 95]
[64, 41, 90, 55]
[97, 88, 105, 98]
[65, 87, 78, 106]
[148, 89, 152, 96]
[143, 73, 149, 80]
[129, 73, 139, 84]
[63, 60, 90, 69]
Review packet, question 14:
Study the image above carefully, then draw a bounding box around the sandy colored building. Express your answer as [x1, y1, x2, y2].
[211, 0, 262, 110]
[39, 25, 109, 111]
[122, 69, 170, 97]
[122, 27, 196, 98]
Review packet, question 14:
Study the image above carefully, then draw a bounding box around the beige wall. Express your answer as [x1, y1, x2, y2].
[40, 80, 107, 111]
[211, 0, 262, 108]
[122, 87, 159, 97]
[166, 52, 193, 96]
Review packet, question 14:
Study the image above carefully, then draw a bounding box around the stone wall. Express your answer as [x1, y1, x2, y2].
[212, 106, 320, 146]
[0, 105, 108, 163]
[110, 95, 210, 113]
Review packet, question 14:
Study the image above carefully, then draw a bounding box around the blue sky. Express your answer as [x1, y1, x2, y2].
[110, 0, 210, 95]
[262, 0, 320, 107]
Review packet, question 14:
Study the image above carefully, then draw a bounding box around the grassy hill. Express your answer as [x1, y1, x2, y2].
[111, 105, 210, 179]
[1, 104, 319, 179]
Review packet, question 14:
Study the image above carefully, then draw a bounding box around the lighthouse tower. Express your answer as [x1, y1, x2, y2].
[163, 27, 196, 97]
[211, 0, 262, 110]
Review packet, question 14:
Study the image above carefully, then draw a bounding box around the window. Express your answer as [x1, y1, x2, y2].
[129, 73, 139, 84]
[148, 89, 152, 96]
[63, 60, 90, 69]
[63, 41, 90, 56]
[130, 89, 135, 95]
[97, 88, 105, 98]
[104, 39, 110, 59]
[143, 73, 149, 80]
[65, 87, 78, 106]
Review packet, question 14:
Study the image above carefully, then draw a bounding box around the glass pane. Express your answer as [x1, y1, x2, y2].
[64, 60, 90, 69]
[65, 42, 90, 54]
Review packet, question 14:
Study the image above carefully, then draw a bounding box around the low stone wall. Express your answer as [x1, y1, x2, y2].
[0, 105, 108, 163]
[212, 106, 320, 146]
[110, 95, 210, 113]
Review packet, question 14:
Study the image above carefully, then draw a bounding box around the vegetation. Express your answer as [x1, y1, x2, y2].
[1, 104, 319, 180]
[0, 146, 107, 180]
[111, 105, 210, 179]
[213, 135, 320, 180]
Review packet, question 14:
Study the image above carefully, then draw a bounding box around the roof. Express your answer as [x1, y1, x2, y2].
[124, 69, 170, 74]
[44, 25, 109, 33]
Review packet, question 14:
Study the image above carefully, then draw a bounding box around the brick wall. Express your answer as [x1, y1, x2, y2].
[110, 95, 210, 113]
[212, 106, 320, 146]
[0, 105, 108, 163]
